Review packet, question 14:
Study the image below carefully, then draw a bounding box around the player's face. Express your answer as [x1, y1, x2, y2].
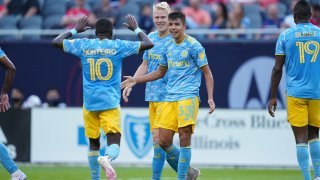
[168, 18, 186, 39]
[153, 10, 169, 33]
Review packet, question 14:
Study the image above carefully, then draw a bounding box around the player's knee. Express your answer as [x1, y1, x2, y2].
[152, 131, 160, 144]
[89, 138, 100, 150]
[179, 133, 191, 147]
[106, 133, 121, 146]
[159, 137, 171, 150]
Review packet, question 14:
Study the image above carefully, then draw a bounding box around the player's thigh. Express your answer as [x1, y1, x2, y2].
[149, 102, 164, 131]
[287, 96, 308, 127]
[99, 107, 121, 134]
[83, 108, 100, 139]
[177, 96, 199, 133]
[158, 101, 178, 132]
[308, 99, 320, 127]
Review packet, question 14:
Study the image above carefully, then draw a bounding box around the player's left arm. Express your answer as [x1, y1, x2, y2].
[201, 64, 215, 114]
[52, 16, 90, 49]
[268, 55, 285, 117]
[0, 55, 16, 112]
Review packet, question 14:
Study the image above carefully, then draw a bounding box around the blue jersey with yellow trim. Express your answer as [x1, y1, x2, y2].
[143, 31, 172, 102]
[276, 23, 320, 99]
[0, 47, 6, 58]
[160, 35, 208, 101]
[63, 38, 140, 111]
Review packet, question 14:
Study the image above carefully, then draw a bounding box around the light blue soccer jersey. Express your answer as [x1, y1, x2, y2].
[143, 31, 172, 102]
[63, 38, 140, 111]
[276, 23, 320, 99]
[0, 48, 6, 58]
[159, 35, 208, 101]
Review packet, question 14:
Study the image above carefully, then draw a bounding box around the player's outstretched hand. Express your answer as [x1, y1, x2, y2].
[0, 93, 10, 112]
[123, 14, 138, 31]
[268, 98, 277, 117]
[122, 87, 132, 102]
[121, 76, 137, 89]
[208, 99, 215, 114]
[75, 16, 90, 33]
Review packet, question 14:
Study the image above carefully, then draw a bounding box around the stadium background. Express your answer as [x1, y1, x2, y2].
[0, 0, 317, 179]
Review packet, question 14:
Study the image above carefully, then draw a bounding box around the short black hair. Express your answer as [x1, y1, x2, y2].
[293, 0, 312, 21]
[95, 18, 113, 36]
[168, 11, 186, 25]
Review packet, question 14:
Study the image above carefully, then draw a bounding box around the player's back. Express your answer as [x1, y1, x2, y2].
[63, 38, 140, 110]
[276, 23, 320, 99]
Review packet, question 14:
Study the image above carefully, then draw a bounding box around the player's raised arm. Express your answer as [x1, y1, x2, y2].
[201, 64, 215, 114]
[123, 14, 154, 51]
[121, 65, 167, 89]
[0, 55, 16, 112]
[268, 55, 285, 117]
[52, 16, 90, 49]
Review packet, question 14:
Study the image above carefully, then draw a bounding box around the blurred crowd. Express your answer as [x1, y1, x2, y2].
[0, 0, 320, 38]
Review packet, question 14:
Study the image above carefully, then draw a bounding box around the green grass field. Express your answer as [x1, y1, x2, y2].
[0, 164, 305, 180]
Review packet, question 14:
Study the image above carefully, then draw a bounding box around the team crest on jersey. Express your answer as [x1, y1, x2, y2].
[125, 115, 152, 159]
[181, 50, 188, 58]
[199, 51, 205, 60]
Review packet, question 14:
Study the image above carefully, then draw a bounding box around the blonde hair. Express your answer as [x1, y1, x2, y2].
[153, 2, 171, 15]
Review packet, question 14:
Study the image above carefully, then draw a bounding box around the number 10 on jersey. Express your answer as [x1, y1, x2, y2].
[87, 58, 113, 81]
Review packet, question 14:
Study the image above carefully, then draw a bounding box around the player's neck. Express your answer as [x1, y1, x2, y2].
[296, 20, 310, 24]
[158, 30, 170, 38]
[175, 34, 187, 44]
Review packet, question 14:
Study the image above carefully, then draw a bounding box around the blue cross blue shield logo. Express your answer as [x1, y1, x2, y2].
[124, 114, 152, 159]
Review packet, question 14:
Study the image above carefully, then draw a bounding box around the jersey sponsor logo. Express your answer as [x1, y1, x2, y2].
[228, 56, 286, 108]
[124, 114, 152, 159]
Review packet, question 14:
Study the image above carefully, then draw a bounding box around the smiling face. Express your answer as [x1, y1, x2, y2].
[153, 9, 169, 34]
[168, 18, 186, 40]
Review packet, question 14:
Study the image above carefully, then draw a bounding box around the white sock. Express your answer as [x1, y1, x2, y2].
[11, 169, 23, 177]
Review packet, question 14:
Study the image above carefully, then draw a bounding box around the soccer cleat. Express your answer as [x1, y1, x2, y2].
[98, 156, 117, 180]
[186, 167, 201, 180]
[11, 172, 27, 180]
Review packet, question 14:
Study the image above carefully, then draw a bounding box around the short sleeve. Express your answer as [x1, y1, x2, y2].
[275, 33, 285, 55]
[143, 50, 148, 61]
[118, 40, 141, 58]
[159, 49, 168, 67]
[63, 39, 83, 56]
[191, 43, 208, 68]
[0, 48, 6, 58]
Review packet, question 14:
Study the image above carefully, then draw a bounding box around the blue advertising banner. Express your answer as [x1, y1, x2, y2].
[0, 41, 286, 108]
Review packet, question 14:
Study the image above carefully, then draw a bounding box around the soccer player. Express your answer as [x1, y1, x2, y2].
[52, 15, 153, 180]
[122, 11, 215, 180]
[0, 48, 27, 180]
[268, 1, 320, 180]
[122, 2, 200, 180]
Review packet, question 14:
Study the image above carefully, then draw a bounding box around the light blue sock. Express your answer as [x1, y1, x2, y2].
[106, 144, 120, 161]
[88, 151, 100, 180]
[309, 139, 320, 178]
[164, 144, 180, 172]
[0, 143, 18, 174]
[178, 147, 191, 180]
[152, 144, 166, 180]
[297, 144, 311, 180]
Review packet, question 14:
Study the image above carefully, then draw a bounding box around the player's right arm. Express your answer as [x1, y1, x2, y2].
[122, 60, 148, 102]
[121, 65, 167, 89]
[268, 33, 286, 117]
[52, 16, 90, 49]
[0, 54, 16, 112]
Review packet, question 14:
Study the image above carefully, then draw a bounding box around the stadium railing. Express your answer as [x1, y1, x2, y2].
[0, 28, 285, 41]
